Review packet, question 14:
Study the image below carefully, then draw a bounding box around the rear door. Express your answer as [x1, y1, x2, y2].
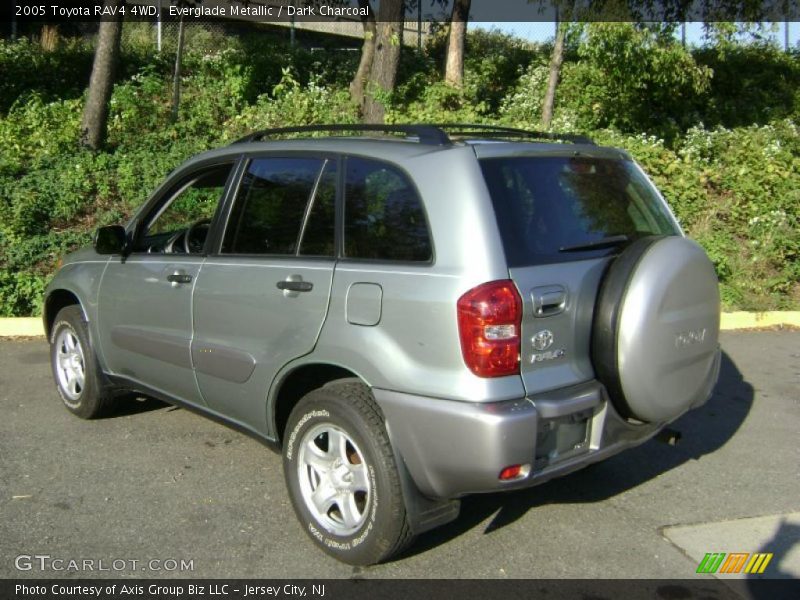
[478, 153, 681, 396]
[190, 155, 337, 435]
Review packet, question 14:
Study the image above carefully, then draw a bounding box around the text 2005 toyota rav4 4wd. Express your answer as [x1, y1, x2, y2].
[44, 124, 721, 564]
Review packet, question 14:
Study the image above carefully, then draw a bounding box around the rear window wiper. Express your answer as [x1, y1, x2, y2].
[559, 234, 630, 253]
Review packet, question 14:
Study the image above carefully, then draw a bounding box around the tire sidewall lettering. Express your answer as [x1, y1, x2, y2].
[285, 409, 329, 461]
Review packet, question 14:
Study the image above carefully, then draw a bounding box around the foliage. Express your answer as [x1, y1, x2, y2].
[387, 81, 487, 123]
[693, 42, 800, 128]
[562, 23, 711, 142]
[594, 121, 800, 309]
[0, 37, 94, 114]
[426, 28, 543, 112]
[0, 26, 798, 314]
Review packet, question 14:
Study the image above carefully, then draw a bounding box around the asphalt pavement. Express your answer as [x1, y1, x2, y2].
[1, 332, 798, 580]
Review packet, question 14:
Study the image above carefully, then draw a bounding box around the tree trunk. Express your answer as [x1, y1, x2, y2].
[171, 16, 186, 123]
[40, 24, 60, 52]
[80, 0, 124, 150]
[444, 0, 470, 87]
[362, 0, 404, 124]
[349, 0, 377, 110]
[541, 22, 565, 130]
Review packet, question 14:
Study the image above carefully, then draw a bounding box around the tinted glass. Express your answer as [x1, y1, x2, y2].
[298, 160, 337, 257]
[480, 156, 680, 266]
[344, 157, 432, 262]
[134, 163, 233, 254]
[148, 164, 232, 236]
[223, 158, 324, 255]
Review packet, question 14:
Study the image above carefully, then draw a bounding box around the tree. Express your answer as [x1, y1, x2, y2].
[171, 0, 204, 122]
[171, 13, 186, 122]
[444, 0, 470, 87]
[349, 0, 377, 110]
[541, 21, 565, 129]
[362, 0, 404, 124]
[80, 0, 124, 150]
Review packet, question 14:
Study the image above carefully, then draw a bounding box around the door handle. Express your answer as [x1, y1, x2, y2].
[276, 280, 313, 293]
[167, 272, 193, 285]
[532, 285, 567, 317]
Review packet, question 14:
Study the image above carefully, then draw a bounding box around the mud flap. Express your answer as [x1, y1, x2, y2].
[389, 433, 461, 535]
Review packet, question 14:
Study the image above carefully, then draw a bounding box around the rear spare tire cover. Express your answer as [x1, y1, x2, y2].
[592, 236, 720, 423]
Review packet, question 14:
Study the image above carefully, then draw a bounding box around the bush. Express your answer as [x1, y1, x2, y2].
[0, 37, 94, 114]
[595, 120, 800, 309]
[693, 42, 800, 128]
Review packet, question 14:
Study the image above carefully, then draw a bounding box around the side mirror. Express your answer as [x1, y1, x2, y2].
[94, 225, 128, 255]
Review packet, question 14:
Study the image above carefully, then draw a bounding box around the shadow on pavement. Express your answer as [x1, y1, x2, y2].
[402, 351, 754, 559]
[748, 519, 800, 582]
[105, 393, 169, 417]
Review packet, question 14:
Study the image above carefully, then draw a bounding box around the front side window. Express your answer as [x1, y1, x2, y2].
[344, 157, 432, 262]
[222, 157, 329, 256]
[136, 163, 234, 254]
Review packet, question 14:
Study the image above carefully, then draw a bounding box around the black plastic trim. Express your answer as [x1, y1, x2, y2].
[233, 124, 452, 146]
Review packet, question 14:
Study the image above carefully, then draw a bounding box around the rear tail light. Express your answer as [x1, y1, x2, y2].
[457, 280, 523, 377]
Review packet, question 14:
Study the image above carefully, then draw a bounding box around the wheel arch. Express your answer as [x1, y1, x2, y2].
[44, 289, 87, 338]
[270, 362, 368, 446]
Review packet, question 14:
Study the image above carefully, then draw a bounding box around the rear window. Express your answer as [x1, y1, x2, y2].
[480, 156, 680, 266]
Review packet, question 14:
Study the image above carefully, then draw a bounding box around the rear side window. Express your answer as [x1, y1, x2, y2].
[222, 157, 325, 256]
[480, 156, 680, 266]
[344, 157, 432, 262]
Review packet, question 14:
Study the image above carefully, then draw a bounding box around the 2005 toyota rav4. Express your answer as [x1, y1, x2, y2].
[44, 124, 721, 565]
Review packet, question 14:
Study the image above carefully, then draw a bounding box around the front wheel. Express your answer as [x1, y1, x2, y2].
[283, 382, 413, 565]
[50, 305, 111, 419]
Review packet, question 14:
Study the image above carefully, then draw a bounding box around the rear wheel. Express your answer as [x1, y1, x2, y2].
[50, 305, 111, 419]
[283, 382, 413, 565]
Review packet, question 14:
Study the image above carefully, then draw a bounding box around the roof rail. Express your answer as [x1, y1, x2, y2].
[230, 123, 594, 147]
[231, 124, 452, 146]
[429, 123, 595, 145]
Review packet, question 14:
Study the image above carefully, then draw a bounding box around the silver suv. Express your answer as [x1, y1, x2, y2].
[44, 124, 721, 565]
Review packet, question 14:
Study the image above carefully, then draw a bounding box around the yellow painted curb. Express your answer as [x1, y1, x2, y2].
[720, 311, 800, 330]
[0, 317, 45, 337]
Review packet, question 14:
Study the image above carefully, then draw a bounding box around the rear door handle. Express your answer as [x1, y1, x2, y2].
[167, 272, 193, 285]
[532, 285, 567, 317]
[276, 280, 313, 292]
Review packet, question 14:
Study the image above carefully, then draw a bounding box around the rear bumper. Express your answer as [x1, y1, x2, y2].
[374, 351, 720, 499]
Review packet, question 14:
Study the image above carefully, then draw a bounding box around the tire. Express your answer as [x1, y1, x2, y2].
[49, 305, 111, 419]
[592, 236, 720, 423]
[283, 381, 414, 565]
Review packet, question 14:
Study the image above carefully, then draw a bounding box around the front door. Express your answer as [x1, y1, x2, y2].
[97, 161, 236, 406]
[191, 156, 337, 435]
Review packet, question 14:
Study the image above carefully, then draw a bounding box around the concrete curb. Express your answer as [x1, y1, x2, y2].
[720, 311, 800, 330]
[0, 318, 45, 337]
[2, 312, 799, 338]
